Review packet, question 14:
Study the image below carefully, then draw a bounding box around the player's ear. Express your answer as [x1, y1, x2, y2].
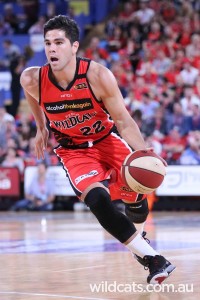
[72, 41, 79, 54]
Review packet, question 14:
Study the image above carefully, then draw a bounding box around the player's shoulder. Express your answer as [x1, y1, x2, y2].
[20, 66, 40, 88]
[88, 60, 110, 76]
[88, 60, 114, 85]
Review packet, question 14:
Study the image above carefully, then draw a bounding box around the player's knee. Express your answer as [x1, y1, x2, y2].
[84, 187, 136, 243]
[124, 198, 149, 224]
[84, 187, 109, 209]
[84, 187, 114, 220]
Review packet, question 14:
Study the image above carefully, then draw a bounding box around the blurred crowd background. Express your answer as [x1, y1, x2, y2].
[1, 0, 200, 209]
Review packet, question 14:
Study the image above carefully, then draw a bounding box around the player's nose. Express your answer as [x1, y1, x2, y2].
[49, 44, 56, 52]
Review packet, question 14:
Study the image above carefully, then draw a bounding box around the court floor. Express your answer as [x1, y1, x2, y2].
[0, 210, 199, 300]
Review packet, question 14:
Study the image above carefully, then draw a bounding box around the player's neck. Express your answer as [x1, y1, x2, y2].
[52, 56, 77, 88]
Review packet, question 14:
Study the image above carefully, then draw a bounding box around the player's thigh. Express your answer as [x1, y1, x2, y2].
[55, 146, 111, 198]
[97, 133, 139, 202]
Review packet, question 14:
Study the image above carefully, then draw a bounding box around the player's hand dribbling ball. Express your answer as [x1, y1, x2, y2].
[121, 150, 166, 194]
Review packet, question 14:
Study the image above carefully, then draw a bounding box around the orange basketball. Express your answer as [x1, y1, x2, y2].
[121, 150, 166, 194]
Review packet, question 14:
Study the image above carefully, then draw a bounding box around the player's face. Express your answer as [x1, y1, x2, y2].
[44, 29, 79, 71]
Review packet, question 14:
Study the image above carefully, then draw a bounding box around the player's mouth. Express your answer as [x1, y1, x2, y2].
[50, 57, 59, 63]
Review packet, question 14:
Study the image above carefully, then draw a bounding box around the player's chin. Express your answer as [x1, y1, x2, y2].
[50, 64, 61, 71]
[49, 61, 60, 68]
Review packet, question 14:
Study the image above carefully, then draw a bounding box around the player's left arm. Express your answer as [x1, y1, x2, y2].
[89, 63, 146, 150]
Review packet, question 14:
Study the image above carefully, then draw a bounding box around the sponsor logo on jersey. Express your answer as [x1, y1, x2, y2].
[120, 186, 134, 192]
[44, 98, 93, 113]
[74, 83, 88, 90]
[60, 93, 73, 98]
[75, 170, 98, 184]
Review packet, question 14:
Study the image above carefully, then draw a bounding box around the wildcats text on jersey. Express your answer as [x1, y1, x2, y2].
[50, 112, 97, 130]
[44, 98, 94, 114]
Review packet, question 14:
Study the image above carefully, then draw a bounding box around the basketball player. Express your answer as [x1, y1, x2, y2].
[20, 15, 175, 284]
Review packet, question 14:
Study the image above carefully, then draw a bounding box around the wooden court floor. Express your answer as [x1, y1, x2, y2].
[0, 211, 199, 300]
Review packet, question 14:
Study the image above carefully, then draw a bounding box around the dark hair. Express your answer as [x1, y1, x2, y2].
[44, 15, 79, 44]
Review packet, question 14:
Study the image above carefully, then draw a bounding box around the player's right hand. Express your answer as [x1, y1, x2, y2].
[34, 127, 49, 159]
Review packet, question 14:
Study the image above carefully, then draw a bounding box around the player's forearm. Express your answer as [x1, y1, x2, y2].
[25, 91, 46, 130]
[116, 119, 146, 150]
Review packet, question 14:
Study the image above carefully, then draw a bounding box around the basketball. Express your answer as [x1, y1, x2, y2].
[121, 150, 166, 194]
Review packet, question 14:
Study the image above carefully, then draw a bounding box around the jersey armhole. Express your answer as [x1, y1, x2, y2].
[86, 61, 102, 104]
[38, 67, 42, 106]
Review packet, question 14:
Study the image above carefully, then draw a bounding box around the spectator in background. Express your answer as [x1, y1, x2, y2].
[194, 75, 200, 97]
[159, 91, 175, 115]
[0, 120, 19, 148]
[179, 131, 200, 165]
[142, 106, 168, 137]
[6, 137, 20, 151]
[9, 45, 34, 117]
[107, 25, 127, 52]
[131, 108, 143, 131]
[3, 3, 19, 34]
[179, 58, 199, 86]
[0, 39, 20, 69]
[186, 33, 200, 68]
[105, 16, 118, 39]
[0, 106, 14, 124]
[0, 107, 16, 152]
[17, 119, 36, 154]
[17, 0, 39, 33]
[0, 15, 13, 35]
[119, 1, 135, 24]
[152, 50, 172, 76]
[132, 0, 155, 26]
[1, 147, 24, 174]
[173, 49, 186, 72]
[192, 11, 200, 33]
[178, 0, 193, 18]
[124, 90, 139, 113]
[138, 92, 159, 120]
[85, 37, 109, 60]
[127, 26, 142, 73]
[166, 102, 190, 136]
[176, 19, 191, 47]
[28, 15, 47, 35]
[163, 63, 180, 86]
[0, 107, 14, 157]
[132, 76, 148, 101]
[160, 0, 177, 23]
[186, 104, 200, 132]
[180, 85, 200, 116]
[10, 161, 55, 211]
[162, 127, 186, 164]
[147, 21, 162, 42]
[136, 59, 158, 84]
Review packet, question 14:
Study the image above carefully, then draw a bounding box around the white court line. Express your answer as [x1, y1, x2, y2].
[167, 254, 200, 260]
[51, 264, 106, 272]
[160, 248, 200, 254]
[0, 292, 111, 300]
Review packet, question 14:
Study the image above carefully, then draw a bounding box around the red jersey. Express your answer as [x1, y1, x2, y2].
[39, 57, 114, 148]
